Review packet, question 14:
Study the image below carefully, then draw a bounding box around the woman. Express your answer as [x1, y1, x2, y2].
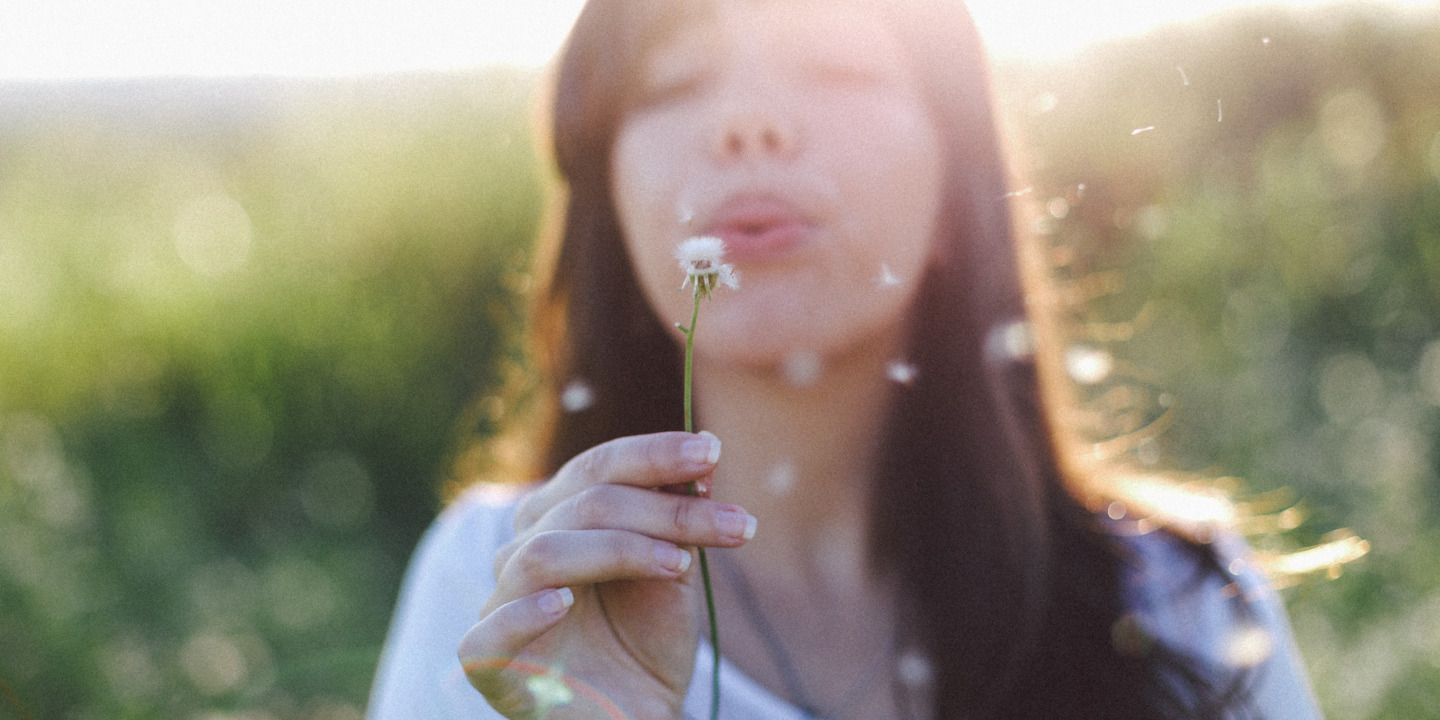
[368, 0, 1323, 718]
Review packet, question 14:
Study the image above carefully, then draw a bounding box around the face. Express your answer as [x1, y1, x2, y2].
[611, 0, 945, 371]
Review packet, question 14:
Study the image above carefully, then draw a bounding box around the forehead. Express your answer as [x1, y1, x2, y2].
[640, 0, 906, 65]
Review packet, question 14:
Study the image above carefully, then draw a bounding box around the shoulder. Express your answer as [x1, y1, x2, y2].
[1113, 523, 1324, 719]
[366, 483, 531, 720]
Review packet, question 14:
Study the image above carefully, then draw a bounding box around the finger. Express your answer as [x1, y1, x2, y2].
[458, 588, 575, 716]
[543, 484, 757, 548]
[492, 529, 693, 606]
[515, 432, 722, 529]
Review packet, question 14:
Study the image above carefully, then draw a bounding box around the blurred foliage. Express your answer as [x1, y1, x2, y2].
[0, 69, 543, 719]
[997, 6, 1440, 717]
[0, 6, 1438, 720]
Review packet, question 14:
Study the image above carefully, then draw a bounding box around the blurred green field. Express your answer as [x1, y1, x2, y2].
[2, 7, 1438, 719]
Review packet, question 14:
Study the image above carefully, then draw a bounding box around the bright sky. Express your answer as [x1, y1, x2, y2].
[0, 0, 1435, 80]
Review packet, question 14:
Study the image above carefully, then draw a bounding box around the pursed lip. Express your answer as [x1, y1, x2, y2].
[699, 195, 815, 263]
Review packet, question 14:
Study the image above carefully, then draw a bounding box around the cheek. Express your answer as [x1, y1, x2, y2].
[831, 110, 945, 275]
[610, 124, 690, 318]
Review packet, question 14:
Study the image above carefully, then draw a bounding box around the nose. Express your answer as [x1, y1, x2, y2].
[713, 97, 797, 162]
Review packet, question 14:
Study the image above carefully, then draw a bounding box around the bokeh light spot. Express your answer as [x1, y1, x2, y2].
[173, 194, 253, 277]
[180, 631, 249, 696]
[1317, 88, 1386, 171]
[299, 451, 375, 531]
[1417, 340, 1440, 407]
[1317, 353, 1382, 424]
[1064, 345, 1113, 385]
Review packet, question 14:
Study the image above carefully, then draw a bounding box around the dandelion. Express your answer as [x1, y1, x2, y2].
[676, 236, 739, 300]
[673, 235, 736, 720]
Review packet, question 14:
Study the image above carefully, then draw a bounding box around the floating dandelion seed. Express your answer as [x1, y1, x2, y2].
[783, 351, 823, 387]
[987, 320, 1034, 361]
[896, 649, 934, 688]
[1222, 626, 1274, 669]
[1176, 66, 1190, 86]
[1004, 187, 1034, 199]
[1262, 37, 1270, 46]
[560, 379, 595, 413]
[1217, 99, 1223, 122]
[526, 665, 575, 714]
[1136, 439, 1161, 466]
[886, 360, 918, 385]
[1064, 345, 1113, 385]
[765, 461, 797, 496]
[874, 263, 902, 288]
[1131, 126, 1156, 136]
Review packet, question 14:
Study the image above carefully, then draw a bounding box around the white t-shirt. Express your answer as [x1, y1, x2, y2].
[366, 484, 1323, 720]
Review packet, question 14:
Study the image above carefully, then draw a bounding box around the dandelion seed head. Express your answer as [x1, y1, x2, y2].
[675, 236, 727, 269]
[783, 351, 822, 387]
[676, 236, 738, 299]
[886, 360, 918, 385]
[560, 379, 595, 413]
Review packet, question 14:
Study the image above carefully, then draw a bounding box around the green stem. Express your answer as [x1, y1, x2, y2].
[685, 293, 698, 435]
[683, 290, 721, 720]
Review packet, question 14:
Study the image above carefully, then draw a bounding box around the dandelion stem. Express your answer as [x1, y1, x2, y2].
[682, 290, 721, 720]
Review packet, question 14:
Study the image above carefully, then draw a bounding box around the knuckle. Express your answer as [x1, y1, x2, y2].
[570, 486, 615, 529]
[578, 443, 610, 482]
[670, 497, 698, 536]
[513, 488, 545, 532]
[642, 434, 673, 472]
[493, 538, 521, 580]
[513, 532, 562, 580]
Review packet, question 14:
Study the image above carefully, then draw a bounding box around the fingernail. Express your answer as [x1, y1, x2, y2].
[682, 432, 722, 465]
[717, 509, 758, 540]
[699, 430, 722, 463]
[656, 544, 692, 573]
[539, 587, 574, 616]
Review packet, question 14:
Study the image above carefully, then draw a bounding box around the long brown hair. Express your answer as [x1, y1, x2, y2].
[523, 0, 1247, 716]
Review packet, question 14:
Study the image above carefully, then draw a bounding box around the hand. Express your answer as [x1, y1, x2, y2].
[458, 431, 757, 719]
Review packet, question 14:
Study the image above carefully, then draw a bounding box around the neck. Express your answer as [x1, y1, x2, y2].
[691, 334, 901, 590]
